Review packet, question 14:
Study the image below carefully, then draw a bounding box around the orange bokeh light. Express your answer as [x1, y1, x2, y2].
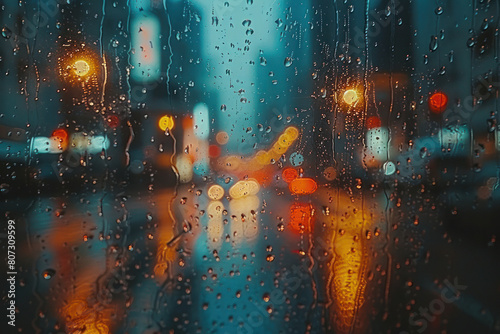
[51, 128, 68, 140]
[289, 177, 318, 195]
[428, 92, 448, 113]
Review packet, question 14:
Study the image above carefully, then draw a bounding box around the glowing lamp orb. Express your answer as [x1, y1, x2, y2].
[428, 92, 448, 113]
[158, 115, 175, 131]
[366, 116, 382, 130]
[343, 89, 359, 105]
[73, 60, 90, 77]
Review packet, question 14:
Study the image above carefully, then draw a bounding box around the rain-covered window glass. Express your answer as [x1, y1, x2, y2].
[2, 1, 500, 333]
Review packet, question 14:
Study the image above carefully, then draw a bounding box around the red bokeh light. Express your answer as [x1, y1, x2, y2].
[366, 116, 382, 129]
[428, 92, 448, 113]
[107, 115, 120, 128]
[51, 128, 68, 140]
[282, 167, 298, 183]
[208, 145, 221, 158]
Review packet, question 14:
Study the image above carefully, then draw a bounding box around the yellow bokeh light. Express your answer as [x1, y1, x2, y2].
[159, 115, 175, 131]
[254, 150, 270, 165]
[207, 185, 225, 200]
[73, 60, 90, 77]
[229, 179, 260, 199]
[343, 89, 359, 105]
[278, 134, 293, 148]
[284, 126, 299, 140]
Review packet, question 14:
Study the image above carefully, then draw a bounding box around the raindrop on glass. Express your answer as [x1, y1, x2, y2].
[481, 19, 489, 31]
[42, 269, 56, 280]
[429, 36, 438, 52]
[1, 27, 12, 39]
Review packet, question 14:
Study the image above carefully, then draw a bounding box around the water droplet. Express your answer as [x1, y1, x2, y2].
[429, 35, 438, 52]
[183, 221, 192, 233]
[385, 6, 391, 17]
[246, 28, 254, 36]
[423, 54, 428, 65]
[0, 183, 10, 194]
[487, 117, 497, 133]
[2, 27, 12, 39]
[275, 18, 283, 28]
[42, 269, 56, 280]
[242, 19, 251, 27]
[259, 56, 267, 66]
[284, 57, 293, 67]
[467, 37, 476, 48]
[435, 6, 443, 15]
[481, 19, 489, 31]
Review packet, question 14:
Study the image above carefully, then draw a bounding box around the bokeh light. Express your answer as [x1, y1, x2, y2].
[159, 115, 175, 132]
[428, 92, 448, 113]
[343, 89, 359, 105]
[73, 60, 90, 76]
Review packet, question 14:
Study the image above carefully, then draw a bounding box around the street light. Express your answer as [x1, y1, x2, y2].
[343, 89, 359, 105]
[73, 60, 90, 77]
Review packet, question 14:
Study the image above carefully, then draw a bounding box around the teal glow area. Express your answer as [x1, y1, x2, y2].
[191, 0, 292, 152]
